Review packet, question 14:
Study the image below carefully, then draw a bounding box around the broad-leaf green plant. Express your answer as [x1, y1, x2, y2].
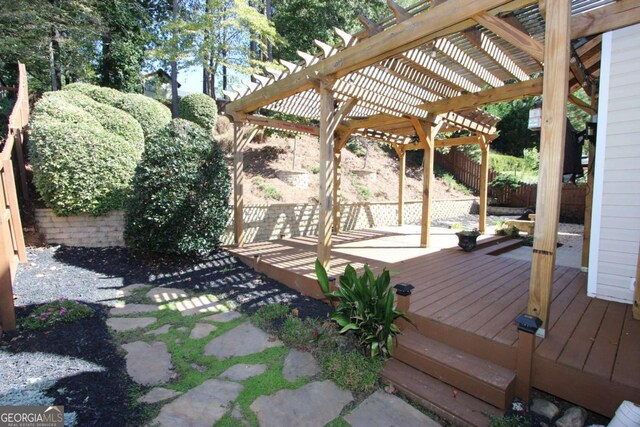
[315, 259, 408, 358]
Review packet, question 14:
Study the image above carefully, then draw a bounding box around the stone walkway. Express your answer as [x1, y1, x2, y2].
[108, 286, 442, 426]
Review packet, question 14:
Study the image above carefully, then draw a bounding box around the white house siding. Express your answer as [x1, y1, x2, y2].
[588, 24, 640, 304]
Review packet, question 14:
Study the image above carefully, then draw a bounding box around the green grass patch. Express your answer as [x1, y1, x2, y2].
[280, 317, 322, 350]
[489, 415, 530, 427]
[325, 417, 352, 427]
[251, 304, 290, 330]
[20, 299, 94, 331]
[319, 349, 382, 393]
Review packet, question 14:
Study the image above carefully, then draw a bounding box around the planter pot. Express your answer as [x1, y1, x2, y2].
[456, 233, 479, 252]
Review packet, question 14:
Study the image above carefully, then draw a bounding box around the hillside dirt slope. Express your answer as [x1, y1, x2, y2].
[215, 117, 471, 205]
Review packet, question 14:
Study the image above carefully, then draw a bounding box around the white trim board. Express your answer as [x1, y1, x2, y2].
[587, 30, 611, 298]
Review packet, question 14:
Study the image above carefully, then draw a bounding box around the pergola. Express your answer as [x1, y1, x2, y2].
[224, 0, 640, 334]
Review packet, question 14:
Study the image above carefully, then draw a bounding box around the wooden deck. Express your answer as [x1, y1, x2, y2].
[228, 227, 640, 417]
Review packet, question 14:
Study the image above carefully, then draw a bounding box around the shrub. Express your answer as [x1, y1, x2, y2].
[48, 91, 144, 154]
[281, 317, 321, 350]
[213, 115, 234, 153]
[345, 138, 366, 157]
[64, 82, 125, 105]
[316, 260, 408, 358]
[124, 119, 231, 256]
[319, 349, 382, 393]
[65, 82, 171, 139]
[21, 299, 94, 331]
[30, 94, 140, 216]
[179, 93, 218, 130]
[490, 173, 522, 191]
[113, 93, 171, 139]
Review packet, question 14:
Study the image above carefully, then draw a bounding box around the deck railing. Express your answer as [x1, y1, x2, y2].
[0, 62, 28, 332]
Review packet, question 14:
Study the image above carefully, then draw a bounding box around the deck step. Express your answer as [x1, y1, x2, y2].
[394, 329, 516, 409]
[382, 358, 503, 427]
[472, 235, 510, 250]
[474, 238, 525, 256]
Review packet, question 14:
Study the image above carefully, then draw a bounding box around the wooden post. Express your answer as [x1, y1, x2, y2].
[232, 122, 258, 247]
[413, 119, 441, 248]
[515, 330, 535, 401]
[318, 82, 336, 268]
[479, 136, 490, 233]
[398, 148, 406, 226]
[333, 150, 342, 234]
[527, 0, 572, 335]
[0, 167, 16, 332]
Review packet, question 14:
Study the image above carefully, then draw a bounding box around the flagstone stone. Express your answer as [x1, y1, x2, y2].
[106, 317, 156, 332]
[250, 380, 352, 427]
[283, 350, 319, 382]
[189, 323, 217, 339]
[145, 324, 172, 336]
[110, 304, 158, 316]
[153, 379, 242, 427]
[220, 364, 267, 381]
[202, 311, 242, 323]
[138, 387, 181, 404]
[146, 287, 188, 303]
[345, 390, 441, 427]
[116, 284, 151, 298]
[122, 341, 174, 386]
[204, 322, 282, 360]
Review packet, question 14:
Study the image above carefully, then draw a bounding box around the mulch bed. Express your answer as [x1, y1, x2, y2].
[2, 304, 146, 426]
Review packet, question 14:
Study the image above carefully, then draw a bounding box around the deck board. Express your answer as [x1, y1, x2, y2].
[227, 227, 640, 417]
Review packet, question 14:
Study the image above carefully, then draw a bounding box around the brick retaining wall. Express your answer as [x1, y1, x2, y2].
[35, 197, 478, 248]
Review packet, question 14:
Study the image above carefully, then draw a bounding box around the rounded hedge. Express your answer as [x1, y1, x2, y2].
[30, 94, 139, 216]
[124, 119, 231, 256]
[63, 82, 125, 105]
[112, 93, 172, 139]
[65, 83, 171, 139]
[48, 91, 145, 154]
[179, 93, 218, 130]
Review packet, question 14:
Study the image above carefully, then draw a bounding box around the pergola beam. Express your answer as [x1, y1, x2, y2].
[473, 12, 544, 62]
[463, 27, 531, 81]
[226, 0, 530, 114]
[571, 0, 640, 39]
[232, 123, 260, 247]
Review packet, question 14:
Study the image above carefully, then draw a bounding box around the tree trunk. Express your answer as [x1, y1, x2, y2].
[265, 0, 272, 61]
[170, 0, 179, 117]
[49, 35, 57, 91]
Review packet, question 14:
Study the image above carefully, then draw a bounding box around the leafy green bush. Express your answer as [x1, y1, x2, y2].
[319, 349, 382, 392]
[113, 93, 171, 139]
[281, 317, 321, 350]
[30, 94, 140, 216]
[49, 91, 144, 153]
[65, 82, 171, 139]
[21, 299, 94, 331]
[179, 93, 218, 130]
[124, 119, 231, 256]
[345, 138, 366, 157]
[253, 177, 282, 201]
[316, 260, 408, 358]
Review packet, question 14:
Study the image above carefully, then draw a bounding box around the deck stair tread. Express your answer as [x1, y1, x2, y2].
[473, 238, 524, 256]
[382, 358, 503, 427]
[395, 329, 516, 409]
[471, 235, 510, 250]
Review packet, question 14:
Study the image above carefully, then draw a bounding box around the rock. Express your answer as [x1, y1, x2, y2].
[231, 404, 250, 427]
[110, 304, 158, 316]
[146, 324, 172, 336]
[345, 390, 441, 427]
[556, 407, 588, 427]
[122, 341, 174, 385]
[153, 379, 243, 427]
[138, 387, 181, 404]
[146, 287, 188, 303]
[204, 322, 282, 360]
[283, 350, 319, 382]
[176, 327, 188, 333]
[106, 317, 156, 332]
[116, 284, 151, 298]
[250, 380, 352, 427]
[190, 363, 206, 373]
[531, 399, 561, 421]
[202, 311, 242, 323]
[189, 323, 217, 339]
[220, 364, 267, 381]
[175, 295, 229, 316]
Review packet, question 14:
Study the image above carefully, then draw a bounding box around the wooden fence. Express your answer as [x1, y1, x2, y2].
[0, 62, 28, 332]
[435, 149, 587, 221]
